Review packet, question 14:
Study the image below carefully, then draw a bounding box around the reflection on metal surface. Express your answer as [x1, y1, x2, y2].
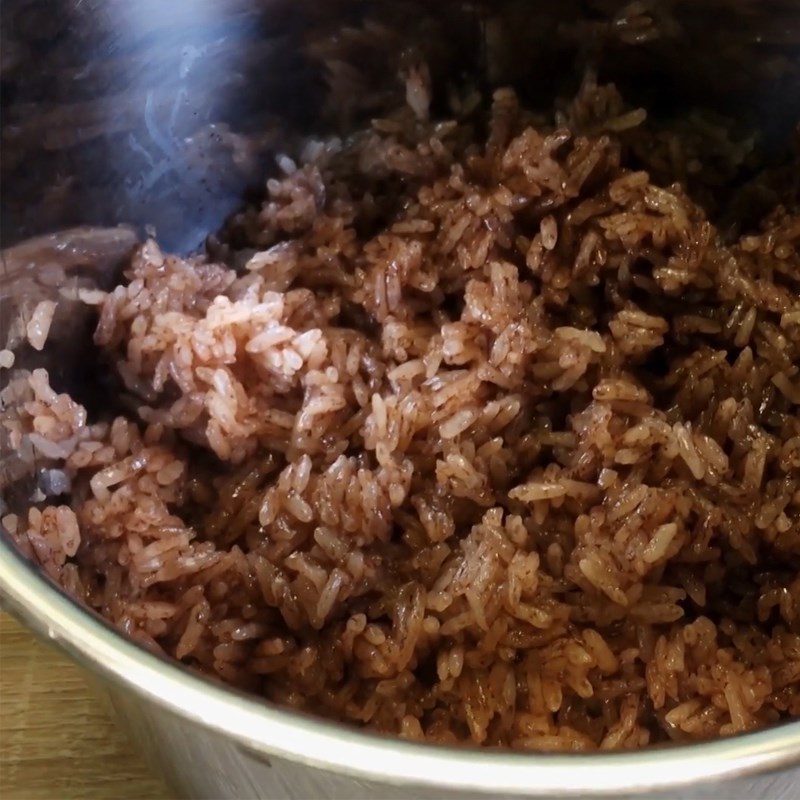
[1, 0, 313, 252]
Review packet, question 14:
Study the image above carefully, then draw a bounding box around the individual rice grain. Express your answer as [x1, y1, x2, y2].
[25, 300, 57, 351]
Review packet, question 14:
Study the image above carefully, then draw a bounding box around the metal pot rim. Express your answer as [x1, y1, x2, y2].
[1, 539, 798, 796]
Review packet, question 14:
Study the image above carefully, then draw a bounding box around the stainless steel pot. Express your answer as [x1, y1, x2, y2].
[2, 2, 799, 798]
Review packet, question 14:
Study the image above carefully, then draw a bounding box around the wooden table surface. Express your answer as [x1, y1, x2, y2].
[0, 613, 173, 800]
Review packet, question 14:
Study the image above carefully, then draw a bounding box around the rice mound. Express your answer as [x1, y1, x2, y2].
[4, 73, 800, 751]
